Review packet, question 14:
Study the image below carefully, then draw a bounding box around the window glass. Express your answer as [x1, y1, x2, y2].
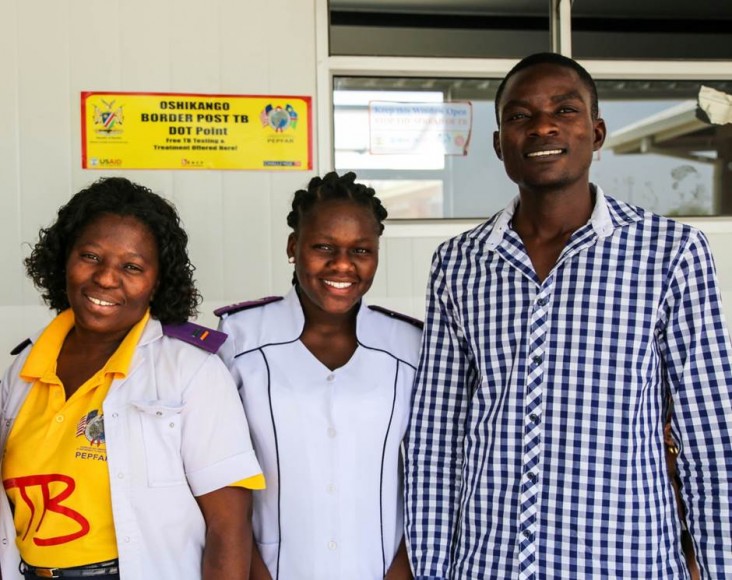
[329, 4, 550, 58]
[333, 77, 732, 219]
[328, 2, 732, 60]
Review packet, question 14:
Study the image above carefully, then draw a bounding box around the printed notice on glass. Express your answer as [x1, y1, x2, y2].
[368, 101, 472, 156]
[81, 92, 312, 170]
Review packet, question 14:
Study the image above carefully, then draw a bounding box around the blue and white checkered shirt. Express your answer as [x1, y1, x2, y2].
[405, 186, 732, 579]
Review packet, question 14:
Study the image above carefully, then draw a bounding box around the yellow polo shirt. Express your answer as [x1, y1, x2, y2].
[3, 310, 264, 567]
[2, 310, 146, 566]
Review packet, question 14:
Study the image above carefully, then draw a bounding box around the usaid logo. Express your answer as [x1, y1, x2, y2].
[89, 158, 122, 167]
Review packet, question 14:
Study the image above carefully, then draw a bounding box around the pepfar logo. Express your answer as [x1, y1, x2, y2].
[260, 104, 298, 133]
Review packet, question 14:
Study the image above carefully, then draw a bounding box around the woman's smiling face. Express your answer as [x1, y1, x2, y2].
[65, 213, 159, 341]
[288, 199, 380, 318]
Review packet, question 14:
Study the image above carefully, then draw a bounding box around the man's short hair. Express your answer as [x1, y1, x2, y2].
[494, 52, 599, 125]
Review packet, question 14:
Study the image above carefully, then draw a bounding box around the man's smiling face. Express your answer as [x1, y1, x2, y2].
[493, 62, 606, 195]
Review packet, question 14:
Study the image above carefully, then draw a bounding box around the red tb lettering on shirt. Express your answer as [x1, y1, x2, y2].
[3, 474, 90, 546]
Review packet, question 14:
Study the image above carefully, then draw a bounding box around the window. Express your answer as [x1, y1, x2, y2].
[333, 77, 732, 218]
[329, 1, 732, 60]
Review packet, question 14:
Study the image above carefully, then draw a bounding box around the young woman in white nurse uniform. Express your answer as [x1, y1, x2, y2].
[217, 172, 421, 580]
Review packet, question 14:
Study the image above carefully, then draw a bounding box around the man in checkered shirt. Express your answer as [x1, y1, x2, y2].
[405, 52, 732, 579]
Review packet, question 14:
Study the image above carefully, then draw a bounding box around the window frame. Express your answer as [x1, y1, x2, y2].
[316, 0, 732, 233]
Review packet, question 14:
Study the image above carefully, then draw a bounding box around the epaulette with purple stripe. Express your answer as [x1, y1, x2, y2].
[214, 296, 283, 318]
[162, 322, 227, 354]
[10, 338, 31, 356]
[368, 305, 424, 329]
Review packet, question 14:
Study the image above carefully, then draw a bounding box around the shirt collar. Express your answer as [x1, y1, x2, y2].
[275, 287, 373, 343]
[105, 310, 151, 376]
[484, 184, 615, 250]
[21, 309, 151, 382]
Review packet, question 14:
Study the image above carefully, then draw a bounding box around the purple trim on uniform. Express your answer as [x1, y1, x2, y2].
[367, 305, 424, 330]
[10, 338, 31, 356]
[214, 296, 284, 318]
[162, 322, 227, 354]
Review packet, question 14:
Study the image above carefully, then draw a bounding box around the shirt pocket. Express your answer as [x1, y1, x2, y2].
[131, 401, 186, 487]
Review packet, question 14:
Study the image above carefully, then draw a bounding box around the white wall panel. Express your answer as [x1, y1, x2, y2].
[119, 0, 172, 89]
[370, 232, 455, 319]
[172, 172, 225, 307]
[170, 0, 221, 92]
[220, 173, 274, 300]
[0, 0, 318, 371]
[384, 237, 415, 298]
[16, 0, 73, 303]
[0, 0, 24, 306]
[268, 175, 308, 287]
[704, 233, 732, 291]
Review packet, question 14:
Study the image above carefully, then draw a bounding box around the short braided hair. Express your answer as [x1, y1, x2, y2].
[287, 171, 388, 235]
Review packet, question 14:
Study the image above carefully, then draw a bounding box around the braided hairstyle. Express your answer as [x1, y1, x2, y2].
[287, 171, 388, 235]
[286, 171, 387, 285]
[25, 177, 201, 324]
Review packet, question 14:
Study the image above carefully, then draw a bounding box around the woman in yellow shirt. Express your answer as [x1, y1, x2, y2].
[0, 177, 263, 580]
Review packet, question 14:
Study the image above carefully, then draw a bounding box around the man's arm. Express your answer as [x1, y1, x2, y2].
[661, 231, 732, 578]
[405, 248, 477, 580]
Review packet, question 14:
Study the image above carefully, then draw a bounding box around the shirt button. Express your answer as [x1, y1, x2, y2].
[327, 540, 337, 550]
[123, 536, 131, 543]
[55, 415, 64, 423]
[156, 411, 163, 416]
[529, 414, 539, 423]
[117, 473, 124, 479]
[537, 297, 548, 306]
[523, 530, 532, 539]
[1, 538, 7, 545]
[112, 413, 119, 419]
[326, 374, 335, 382]
[327, 427, 337, 438]
[527, 472, 537, 482]
[532, 355, 542, 365]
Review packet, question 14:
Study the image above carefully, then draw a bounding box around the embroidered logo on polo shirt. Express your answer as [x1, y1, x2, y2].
[76, 410, 105, 446]
[75, 410, 107, 462]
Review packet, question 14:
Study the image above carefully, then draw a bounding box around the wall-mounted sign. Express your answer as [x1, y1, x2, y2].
[368, 101, 472, 156]
[81, 92, 312, 170]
